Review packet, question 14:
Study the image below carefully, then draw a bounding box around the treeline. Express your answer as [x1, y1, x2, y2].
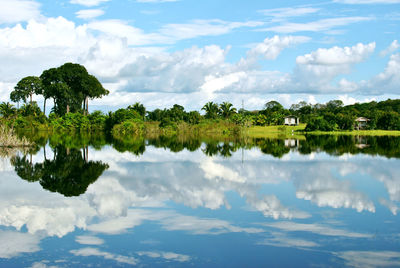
[1, 62, 400, 133]
[2, 97, 400, 134]
[291, 99, 400, 131]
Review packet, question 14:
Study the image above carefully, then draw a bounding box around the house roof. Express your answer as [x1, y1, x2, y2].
[284, 116, 298, 119]
[355, 117, 370, 122]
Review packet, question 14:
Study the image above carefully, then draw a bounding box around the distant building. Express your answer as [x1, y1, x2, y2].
[284, 116, 299, 126]
[284, 139, 299, 148]
[355, 117, 369, 130]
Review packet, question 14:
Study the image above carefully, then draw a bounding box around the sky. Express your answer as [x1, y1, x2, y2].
[0, 0, 399, 111]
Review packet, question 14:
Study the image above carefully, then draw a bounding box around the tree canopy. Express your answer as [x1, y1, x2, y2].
[10, 63, 108, 116]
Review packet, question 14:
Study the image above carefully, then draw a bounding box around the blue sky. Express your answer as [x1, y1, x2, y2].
[0, 0, 399, 111]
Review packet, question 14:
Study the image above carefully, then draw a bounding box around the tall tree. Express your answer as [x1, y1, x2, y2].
[219, 102, 237, 118]
[202, 102, 220, 119]
[0, 102, 16, 118]
[128, 102, 146, 119]
[40, 63, 108, 116]
[11, 76, 43, 106]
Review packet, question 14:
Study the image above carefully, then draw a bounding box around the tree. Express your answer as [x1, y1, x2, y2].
[128, 102, 146, 119]
[40, 67, 71, 116]
[11, 76, 43, 106]
[326, 100, 344, 111]
[264, 100, 283, 112]
[202, 102, 220, 119]
[40, 63, 108, 116]
[219, 102, 237, 118]
[0, 102, 16, 118]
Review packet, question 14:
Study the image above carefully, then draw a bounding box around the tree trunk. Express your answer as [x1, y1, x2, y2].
[67, 105, 70, 114]
[86, 97, 89, 115]
[30, 93, 32, 106]
[43, 98, 46, 115]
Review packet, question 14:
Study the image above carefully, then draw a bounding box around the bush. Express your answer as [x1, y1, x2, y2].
[112, 119, 144, 136]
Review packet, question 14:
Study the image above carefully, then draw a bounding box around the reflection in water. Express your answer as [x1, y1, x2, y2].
[11, 145, 108, 196]
[111, 134, 400, 159]
[1, 134, 400, 267]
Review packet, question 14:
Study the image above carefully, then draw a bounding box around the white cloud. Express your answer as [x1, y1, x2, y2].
[0, 230, 40, 258]
[336, 251, 400, 268]
[70, 0, 110, 7]
[259, 7, 320, 18]
[70, 247, 137, 265]
[295, 168, 376, 213]
[0, 0, 41, 24]
[247, 35, 310, 61]
[158, 19, 263, 41]
[258, 232, 319, 248]
[263, 221, 372, 238]
[296, 42, 376, 65]
[379, 198, 399, 215]
[362, 52, 400, 94]
[200, 158, 246, 183]
[75, 235, 104, 245]
[137, 251, 190, 262]
[262, 17, 372, 33]
[292, 42, 376, 93]
[380, 40, 399, 56]
[75, 9, 104, 19]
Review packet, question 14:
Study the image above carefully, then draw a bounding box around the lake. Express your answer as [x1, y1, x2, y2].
[0, 135, 399, 267]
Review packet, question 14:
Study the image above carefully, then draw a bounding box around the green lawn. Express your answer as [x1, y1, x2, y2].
[246, 124, 307, 139]
[246, 124, 400, 137]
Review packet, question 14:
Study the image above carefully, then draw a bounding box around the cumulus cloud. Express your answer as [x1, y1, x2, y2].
[0, 0, 41, 24]
[75, 9, 104, 20]
[247, 35, 310, 62]
[294, 168, 376, 213]
[0, 230, 40, 258]
[296, 42, 376, 65]
[361, 52, 400, 94]
[292, 42, 376, 93]
[380, 40, 399, 56]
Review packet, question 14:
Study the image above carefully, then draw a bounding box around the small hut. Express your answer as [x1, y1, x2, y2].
[355, 117, 369, 130]
[284, 116, 299, 126]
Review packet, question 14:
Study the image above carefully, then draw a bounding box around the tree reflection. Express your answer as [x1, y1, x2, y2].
[11, 145, 109, 197]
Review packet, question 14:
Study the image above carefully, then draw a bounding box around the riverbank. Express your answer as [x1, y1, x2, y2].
[0, 125, 33, 147]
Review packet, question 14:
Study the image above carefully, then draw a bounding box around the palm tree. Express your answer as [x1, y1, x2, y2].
[0, 102, 16, 118]
[128, 102, 146, 120]
[219, 102, 237, 118]
[202, 102, 220, 119]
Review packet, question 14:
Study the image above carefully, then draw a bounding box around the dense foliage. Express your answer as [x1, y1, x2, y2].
[1, 62, 400, 134]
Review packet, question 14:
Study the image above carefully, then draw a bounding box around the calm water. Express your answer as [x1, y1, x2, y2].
[1, 135, 400, 267]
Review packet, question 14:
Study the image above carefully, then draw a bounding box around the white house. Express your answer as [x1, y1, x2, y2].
[355, 117, 369, 130]
[284, 116, 299, 126]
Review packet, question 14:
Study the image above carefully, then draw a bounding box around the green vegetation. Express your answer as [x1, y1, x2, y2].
[2, 62, 400, 143]
[0, 125, 32, 147]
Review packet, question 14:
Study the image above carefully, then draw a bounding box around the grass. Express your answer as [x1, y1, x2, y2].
[0, 125, 34, 147]
[246, 124, 307, 139]
[246, 124, 400, 137]
[306, 129, 400, 136]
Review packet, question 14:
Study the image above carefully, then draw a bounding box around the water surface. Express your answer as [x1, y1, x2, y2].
[1, 135, 399, 267]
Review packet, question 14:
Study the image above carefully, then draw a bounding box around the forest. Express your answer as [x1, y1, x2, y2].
[1, 63, 400, 136]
